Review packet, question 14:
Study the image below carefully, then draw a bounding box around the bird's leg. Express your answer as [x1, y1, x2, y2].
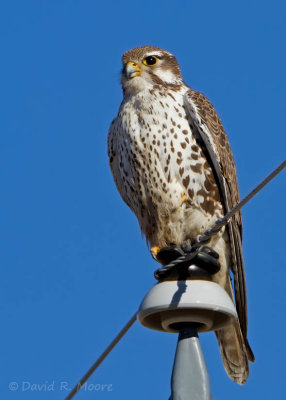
[150, 193, 189, 261]
[180, 192, 188, 206]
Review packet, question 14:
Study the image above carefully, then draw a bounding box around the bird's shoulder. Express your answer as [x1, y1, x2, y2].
[185, 88, 240, 211]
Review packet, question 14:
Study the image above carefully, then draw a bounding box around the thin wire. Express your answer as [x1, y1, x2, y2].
[66, 313, 137, 400]
[199, 159, 286, 242]
[67, 159, 285, 398]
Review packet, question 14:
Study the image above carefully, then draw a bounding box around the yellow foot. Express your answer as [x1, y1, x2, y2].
[151, 246, 161, 258]
[180, 192, 188, 206]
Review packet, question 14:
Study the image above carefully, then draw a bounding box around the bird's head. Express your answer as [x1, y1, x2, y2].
[121, 46, 183, 95]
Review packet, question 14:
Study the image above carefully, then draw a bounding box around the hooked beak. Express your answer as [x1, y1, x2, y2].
[125, 61, 141, 79]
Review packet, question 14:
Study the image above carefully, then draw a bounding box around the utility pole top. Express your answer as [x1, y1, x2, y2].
[137, 279, 237, 333]
[137, 279, 237, 400]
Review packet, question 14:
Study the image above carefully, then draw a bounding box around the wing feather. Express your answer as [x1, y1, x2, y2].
[184, 89, 254, 361]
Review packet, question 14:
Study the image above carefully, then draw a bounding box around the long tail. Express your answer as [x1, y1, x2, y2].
[215, 277, 254, 384]
[215, 319, 249, 384]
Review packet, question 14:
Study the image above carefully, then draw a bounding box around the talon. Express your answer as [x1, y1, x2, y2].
[151, 246, 161, 257]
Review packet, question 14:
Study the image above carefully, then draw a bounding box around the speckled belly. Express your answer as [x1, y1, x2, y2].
[111, 88, 223, 246]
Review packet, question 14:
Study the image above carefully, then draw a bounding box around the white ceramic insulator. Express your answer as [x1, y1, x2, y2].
[137, 280, 237, 333]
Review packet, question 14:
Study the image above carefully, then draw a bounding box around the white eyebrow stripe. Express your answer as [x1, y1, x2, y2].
[143, 51, 166, 58]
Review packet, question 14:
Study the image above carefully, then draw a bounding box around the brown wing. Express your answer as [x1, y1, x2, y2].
[185, 89, 241, 226]
[184, 89, 253, 360]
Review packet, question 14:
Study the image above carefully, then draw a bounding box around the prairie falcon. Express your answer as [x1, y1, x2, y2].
[108, 46, 254, 384]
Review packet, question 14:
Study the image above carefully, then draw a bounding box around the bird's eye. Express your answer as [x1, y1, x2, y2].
[143, 56, 158, 66]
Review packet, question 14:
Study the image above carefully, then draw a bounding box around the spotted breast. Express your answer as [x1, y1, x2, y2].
[109, 84, 224, 250]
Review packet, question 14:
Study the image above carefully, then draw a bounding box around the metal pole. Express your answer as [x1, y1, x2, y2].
[170, 327, 213, 400]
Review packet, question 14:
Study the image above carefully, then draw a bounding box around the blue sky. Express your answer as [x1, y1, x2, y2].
[1, 1, 285, 399]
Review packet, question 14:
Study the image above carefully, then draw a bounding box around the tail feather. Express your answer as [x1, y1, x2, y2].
[215, 276, 254, 384]
[215, 320, 249, 384]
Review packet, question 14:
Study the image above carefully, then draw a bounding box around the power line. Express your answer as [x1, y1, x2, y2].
[66, 313, 137, 400]
[66, 159, 285, 399]
[200, 160, 286, 242]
